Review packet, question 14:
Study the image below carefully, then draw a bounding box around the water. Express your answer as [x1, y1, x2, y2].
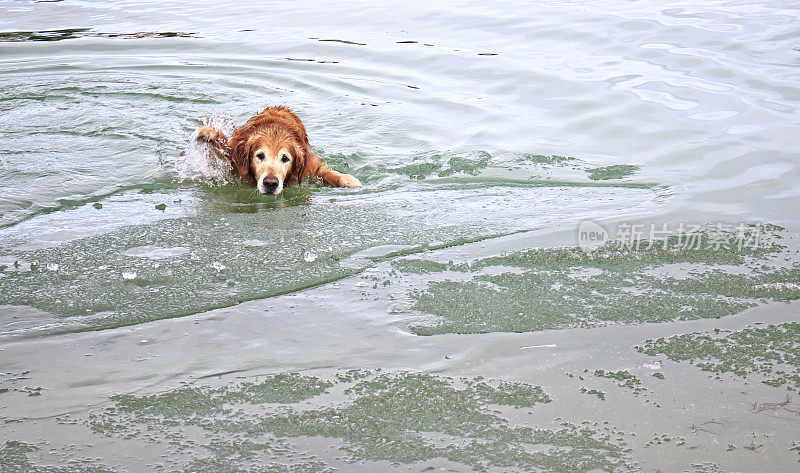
[1, 1, 799, 471]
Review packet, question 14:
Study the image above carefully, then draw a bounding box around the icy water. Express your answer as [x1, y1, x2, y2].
[1, 1, 800, 471]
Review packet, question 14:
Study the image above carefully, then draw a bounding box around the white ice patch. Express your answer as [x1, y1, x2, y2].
[177, 112, 236, 183]
[123, 245, 191, 259]
[757, 282, 800, 290]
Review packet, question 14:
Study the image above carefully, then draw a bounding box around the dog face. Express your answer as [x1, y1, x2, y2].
[250, 136, 296, 195]
[232, 127, 305, 195]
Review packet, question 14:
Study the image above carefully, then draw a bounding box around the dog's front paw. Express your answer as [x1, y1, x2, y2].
[338, 174, 362, 188]
[196, 125, 222, 142]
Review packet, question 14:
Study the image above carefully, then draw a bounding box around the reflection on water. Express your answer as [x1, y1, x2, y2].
[198, 184, 314, 213]
[0, 28, 197, 42]
[1, 0, 799, 471]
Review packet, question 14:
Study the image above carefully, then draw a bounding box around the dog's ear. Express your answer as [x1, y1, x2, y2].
[289, 143, 308, 184]
[229, 136, 253, 183]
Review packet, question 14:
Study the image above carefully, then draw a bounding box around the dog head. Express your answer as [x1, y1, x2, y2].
[230, 126, 306, 195]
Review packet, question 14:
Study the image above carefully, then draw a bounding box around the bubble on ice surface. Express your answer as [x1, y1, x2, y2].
[46, 263, 59, 272]
[303, 251, 318, 263]
[211, 261, 226, 271]
[642, 360, 663, 370]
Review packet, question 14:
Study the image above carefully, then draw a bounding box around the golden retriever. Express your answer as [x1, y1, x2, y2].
[194, 106, 361, 194]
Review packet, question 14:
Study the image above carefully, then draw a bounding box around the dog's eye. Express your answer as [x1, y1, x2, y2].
[255, 152, 265, 160]
[281, 154, 290, 163]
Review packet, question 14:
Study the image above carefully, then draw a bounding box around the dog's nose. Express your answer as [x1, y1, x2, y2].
[261, 177, 279, 194]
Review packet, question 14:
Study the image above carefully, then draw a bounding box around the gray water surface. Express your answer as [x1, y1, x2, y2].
[1, 1, 799, 472]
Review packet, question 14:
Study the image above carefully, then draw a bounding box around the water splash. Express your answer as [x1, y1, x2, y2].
[178, 112, 235, 184]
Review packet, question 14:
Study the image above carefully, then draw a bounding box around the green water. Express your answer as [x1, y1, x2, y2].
[405, 225, 799, 335]
[2, 1, 800, 471]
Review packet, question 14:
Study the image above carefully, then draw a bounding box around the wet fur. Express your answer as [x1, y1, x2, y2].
[195, 106, 360, 194]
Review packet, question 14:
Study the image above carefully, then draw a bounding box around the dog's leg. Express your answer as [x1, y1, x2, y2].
[306, 150, 361, 187]
[320, 168, 362, 188]
[195, 125, 231, 161]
